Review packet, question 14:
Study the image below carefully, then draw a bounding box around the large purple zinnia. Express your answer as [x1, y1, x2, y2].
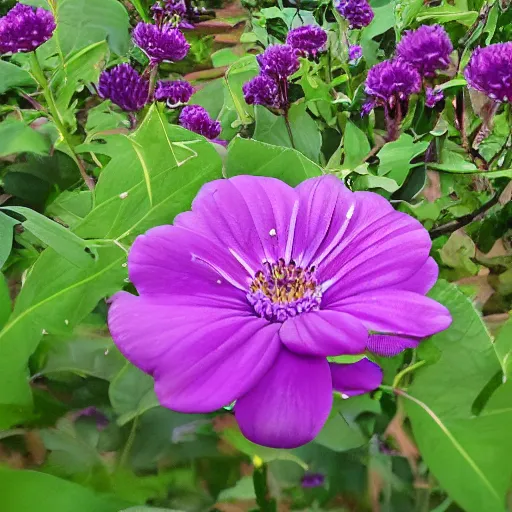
[155, 80, 194, 106]
[396, 24, 453, 77]
[179, 105, 221, 140]
[0, 3, 55, 54]
[335, 0, 374, 29]
[286, 25, 328, 57]
[98, 64, 150, 112]
[257, 45, 300, 80]
[133, 22, 190, 64]
[464, 43, 512, 103]
[108, 175, 451, 448]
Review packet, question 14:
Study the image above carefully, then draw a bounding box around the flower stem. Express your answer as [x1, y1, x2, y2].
[118, 416, 139, 468]
[253, 460, 277, 512]
[29, 52, 95, 190]
[284, 112, 296, 149]
[148, 63, 159, 100]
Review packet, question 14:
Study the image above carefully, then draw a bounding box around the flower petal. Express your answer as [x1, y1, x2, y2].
[329, 289, 452, 337]
[128, 225, 251, 307]
[174, 176, 298, 273]
[367, 334, 420, 357]
[108, 292, 281, 412]
[279, 310, 367, 357]
[397, 257, 439, 294]
[235, 348, 332, 448]
[330, 358, 383, 396]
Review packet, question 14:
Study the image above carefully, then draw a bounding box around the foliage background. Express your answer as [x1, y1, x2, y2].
[0, 0, 511, 510]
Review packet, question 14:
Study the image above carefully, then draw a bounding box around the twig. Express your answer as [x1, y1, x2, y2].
[429, 193, 501, 238]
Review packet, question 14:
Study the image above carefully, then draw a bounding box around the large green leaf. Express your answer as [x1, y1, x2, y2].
[0, 467, 129, 512]
[405, 281, 512, 512]
[0, 212, 17, 269]
[0, 120, 50, 157]
[0, 274, 11, 331]
[225, 137, 322, 185]
[0, 60, 36, 94]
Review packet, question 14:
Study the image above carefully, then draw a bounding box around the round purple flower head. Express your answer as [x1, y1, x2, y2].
[152, 0, 187, 20]
[396, 24, 453, 77]
[286, 25, 327, 57]
[349, 44, 363, 62]
[179, 105, 221, 140]
[0, 3, 55, 54]
[257, 45, 300, 80]
[155, 80, 194, 107]
[425, 87, 444, 108]
[335, 0, 374, 29]
[108, 175, 451, 448]
[133, 22, 190, 64]
[464, 42, 512, 103]
[98, 64, 149, 112]
[365, 59, 421, 106]
[243, 75, 282, 109]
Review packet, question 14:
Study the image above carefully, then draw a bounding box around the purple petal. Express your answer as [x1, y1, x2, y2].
[279, 310, 367, 357]
[174, 176, 298, 275]
[367, 334, 420, 357]
[235, 348, 332, 448]
[330, 358, 383, 396]
[108, 292, 281, 412]
[128, 225, 251, 305]
[329, 289, 452, 337]
[397, 257, 439, 294]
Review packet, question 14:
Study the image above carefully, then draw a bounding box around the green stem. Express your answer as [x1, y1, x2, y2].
[118, 416, 139, 468]
[392, 360, 426, 389]
[29, 52, 95, 190]
[148, 64, 159, 100]
[253, 462, 277, 512]
[284, 113, 296, 149]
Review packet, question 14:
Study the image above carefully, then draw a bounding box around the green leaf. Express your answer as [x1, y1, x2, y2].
[46, 191, 93, 230]
[0, 273, 11, 331]
[253, 103, 322, 163]
[121, 508, 184, 512]
[416, 0, 478, 26]
[0, 212, 17, 269]
[109, 364, 158, 426]
[405, 280, 512, 512]
[218, 476, 256, 501]
[0, 60, 36, 94]
[0, 120, 50, 157]
[0, 467, 129, 512]
[225, 137, 322, 185]
[494, 318, 512, 380]
[428, 150, 478, 172]
[342, 121, 370, 170]
[1, 207, 96, 268]
[377, 134, 429, 187]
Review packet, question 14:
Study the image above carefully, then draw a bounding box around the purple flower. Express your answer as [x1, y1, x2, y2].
[133, 22, 190, 64]
[108, 175, 451, 448]
[425, 87, 444, 108]
[365, 59, 421, 106]
[243, 74, 282, 109]
[74, 407, 109, 430]
[152, 0, 187, 20]
[301, 473, 325, 488]
[464, 43, 512, 103]
[98, 64, 150, 112]
[179, 105, 221, 140]
[396, 24, 453, 77]
[0, 3, 55, 54]
[349, 44, 363, 62]
[335, 0, 374, 29]
[257, 45, 300, 80]
[155, 80, 194, 106]
[286, 25, 327, 57]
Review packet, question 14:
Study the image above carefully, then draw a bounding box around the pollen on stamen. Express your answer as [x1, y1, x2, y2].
[269, 228, 277, 236]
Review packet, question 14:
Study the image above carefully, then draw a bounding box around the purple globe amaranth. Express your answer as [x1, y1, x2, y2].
[335, 0, 374, 29]
[0, 3, 55, 54]
[152, 0, 187, 20]
[155, 80, 194, 106]
[98, 64, 149, 112]
[133, 22, 190, 64]
[286, 25, 328, 57]
[257, 44, 300, 80]
[108, 175, 451, 449]
[243, 74, 282, 110]
[425, 87, 444, 108]
[464, 42, 512, 103]
[349, 44, 363, 62]
[396, 24, 453, 77]
[179, 105, 221, 140]
[365, 59, 421, 106]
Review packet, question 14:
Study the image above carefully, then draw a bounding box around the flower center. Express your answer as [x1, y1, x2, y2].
[247, 258, 322, 322]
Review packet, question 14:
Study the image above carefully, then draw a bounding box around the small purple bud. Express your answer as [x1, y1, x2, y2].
[257, 44, 300, 80]
[396, 24, 453, 77]
[74, 407, 109, 431]
[179, 105, 221, 140]
[155, 80, 194, 107]
[243, 74, 282, 109]
[98, 64, 149, 112]
[133, 23, 190, 64]
[425, 87, 444, 108]
[349, 44, 363, 62]
[286, 25, 328, 58]
[335, 0, 374, 29]
[301, 473, 325, 488]
[0, 3, 55, 54]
